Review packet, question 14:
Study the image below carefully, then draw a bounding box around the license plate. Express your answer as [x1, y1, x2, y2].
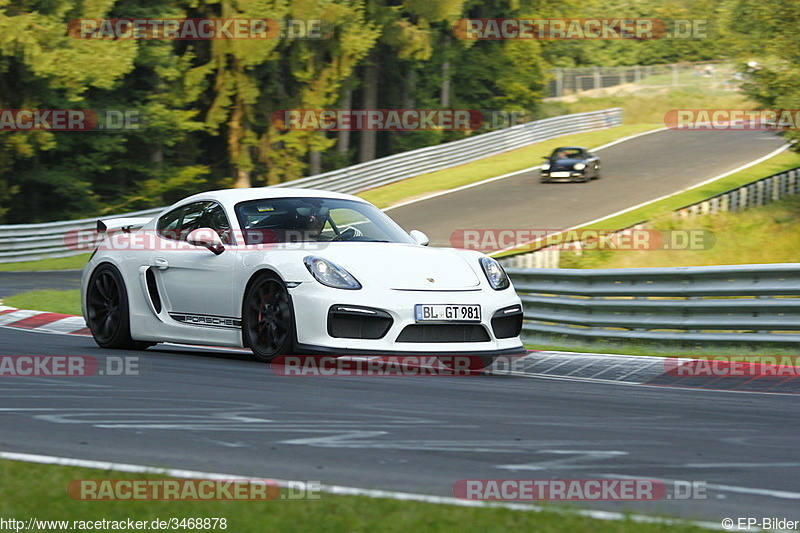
[415, 304, 481, 322]
[551, 171, 571, 178]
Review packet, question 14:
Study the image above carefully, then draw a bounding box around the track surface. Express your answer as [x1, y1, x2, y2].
[388, 129, 786, 246]
[1, 328, 798, 523]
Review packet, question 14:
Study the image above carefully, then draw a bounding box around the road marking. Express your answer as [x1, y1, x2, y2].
[608, 474, 800, 501]
[496, 451, 628, 471]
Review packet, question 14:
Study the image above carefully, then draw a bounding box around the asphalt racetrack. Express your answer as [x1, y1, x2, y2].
[0, 328, 798, 523]
[388, 128, 786, 247]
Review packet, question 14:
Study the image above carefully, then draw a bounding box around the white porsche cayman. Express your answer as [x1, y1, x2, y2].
[81, 188, 525, 368]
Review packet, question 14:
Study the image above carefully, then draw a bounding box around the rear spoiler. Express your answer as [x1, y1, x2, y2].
[96, 217, 153, 234]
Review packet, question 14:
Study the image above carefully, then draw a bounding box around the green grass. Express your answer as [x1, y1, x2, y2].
[496, 150, 800, 258]
[557, 189, 800, 269]
[542, 85, 753, 125]
[0, 253, 89, 272]
[360, 124, 659, 209]
[3, 289, 81, 316]
[0, 459, 709, 533]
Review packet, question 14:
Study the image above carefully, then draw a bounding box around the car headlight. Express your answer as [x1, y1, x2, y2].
[573, 163, 586, 170]
[304, 256, 361, 290]
[479, 257, 510, 290]
[541, 162, 550, 170]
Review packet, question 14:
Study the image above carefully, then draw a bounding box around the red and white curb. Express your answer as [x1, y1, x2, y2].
[0, 305, 90, 336]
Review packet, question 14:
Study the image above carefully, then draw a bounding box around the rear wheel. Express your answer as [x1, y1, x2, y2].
[243, 273, 295, 362]
[86, 264, 149, 349]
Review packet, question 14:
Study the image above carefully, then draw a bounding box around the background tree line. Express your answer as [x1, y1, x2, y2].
[0, 0, 780, 223]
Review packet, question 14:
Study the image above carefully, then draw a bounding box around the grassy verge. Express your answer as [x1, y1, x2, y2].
[558, 195, 800, 269]
[360, 123, 658, 209]
[0, 459, 707, 533]
[540, 85, 753, 124]
[496, 150, 800, 258]
[0, 254, 89, 272]
[3, 289, 81, 316]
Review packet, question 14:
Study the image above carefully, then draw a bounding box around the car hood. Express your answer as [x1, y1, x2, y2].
[314, 243, 482, 290]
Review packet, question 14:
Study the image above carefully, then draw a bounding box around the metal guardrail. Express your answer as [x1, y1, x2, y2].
[500, 165, 800, 268]
[0, 108, 622, 264]
[508, 263, 800, 345]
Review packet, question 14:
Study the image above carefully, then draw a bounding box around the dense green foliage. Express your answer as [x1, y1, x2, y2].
[0, 0, 756, 222]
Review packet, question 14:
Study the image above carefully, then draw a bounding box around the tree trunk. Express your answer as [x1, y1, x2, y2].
[309, 145, 322, 175]
[229, 95, 251, 188]
[359, 50, 379, 163]
[337, 87, 352, 156]
[440, 35, 451, 108]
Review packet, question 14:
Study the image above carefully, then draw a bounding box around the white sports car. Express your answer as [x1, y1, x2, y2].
[81, 188, 525, 368]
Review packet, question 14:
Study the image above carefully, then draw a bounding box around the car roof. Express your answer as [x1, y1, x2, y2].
[172, 187, 369, 209]
[554, 146, 586, 151]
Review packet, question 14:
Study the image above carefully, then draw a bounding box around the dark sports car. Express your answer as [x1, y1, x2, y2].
[540, 146, 601, 183]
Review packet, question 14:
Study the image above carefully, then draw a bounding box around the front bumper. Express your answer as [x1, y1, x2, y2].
[289, 282, 524, 354]
[541, 170, 586, 181]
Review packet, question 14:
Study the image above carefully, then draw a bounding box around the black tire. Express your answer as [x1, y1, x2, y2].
[242, 273, 295, 362]
[438, 355, 495, 372]
[593, 163, 601, 179]
[86, 264, 147, 349]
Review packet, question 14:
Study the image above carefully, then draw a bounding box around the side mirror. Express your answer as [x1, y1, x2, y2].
[409, 230, 429, 246]
[187, 228, 225, 255]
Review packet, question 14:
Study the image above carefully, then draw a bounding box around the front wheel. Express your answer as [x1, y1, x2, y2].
[242, 273, 295, 362]
[86, 264, 147, 349]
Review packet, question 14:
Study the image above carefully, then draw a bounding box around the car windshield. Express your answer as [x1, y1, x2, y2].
[551, 148, 583, 159]
[235, 197, 416, 245]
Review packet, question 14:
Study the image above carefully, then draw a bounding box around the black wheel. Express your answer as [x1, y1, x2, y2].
[243, 273, 295, 362]
[593, 164, 601, 179]
[438, 355, 495, 372]
[86, 264, 145, 349]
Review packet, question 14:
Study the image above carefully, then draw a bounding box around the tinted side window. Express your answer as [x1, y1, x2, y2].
[157, 206, 185, 241]
[157, 202, 233, 244]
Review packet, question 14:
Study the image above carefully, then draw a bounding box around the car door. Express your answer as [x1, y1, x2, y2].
[152, 201, 238, 327]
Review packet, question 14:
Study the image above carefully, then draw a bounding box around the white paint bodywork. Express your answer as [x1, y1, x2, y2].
[81, 188, 524, 355]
